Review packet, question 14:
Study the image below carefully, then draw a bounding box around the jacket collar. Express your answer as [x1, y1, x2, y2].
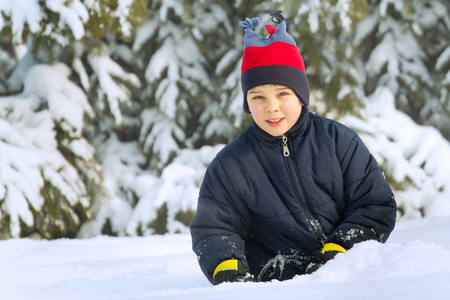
[251, 106, 311, 143]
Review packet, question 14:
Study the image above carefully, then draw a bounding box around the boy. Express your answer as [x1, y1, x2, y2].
[190, 11, 396, 285]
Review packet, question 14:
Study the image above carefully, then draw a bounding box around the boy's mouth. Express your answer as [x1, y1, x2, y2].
[266, 118, 284, 127]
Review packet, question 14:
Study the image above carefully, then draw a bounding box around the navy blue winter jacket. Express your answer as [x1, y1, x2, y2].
[190, 107, 396, 283]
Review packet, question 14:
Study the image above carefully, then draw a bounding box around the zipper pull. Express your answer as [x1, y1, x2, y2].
[282, 135, 290, 157]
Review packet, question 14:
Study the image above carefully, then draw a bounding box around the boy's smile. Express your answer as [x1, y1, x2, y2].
[247, 84, 303, 136]
[267, 118, 284, 127]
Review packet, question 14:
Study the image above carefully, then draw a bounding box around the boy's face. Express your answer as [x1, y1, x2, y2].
[247, 84, 303, 136]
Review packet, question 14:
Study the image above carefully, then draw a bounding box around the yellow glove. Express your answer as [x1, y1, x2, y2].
[212, 259, 253, 285]
[306, 243, 346, 274]
[321, 242, 347, 254]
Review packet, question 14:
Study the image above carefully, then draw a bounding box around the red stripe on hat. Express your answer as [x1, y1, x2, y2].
[241, 42, 305, 74]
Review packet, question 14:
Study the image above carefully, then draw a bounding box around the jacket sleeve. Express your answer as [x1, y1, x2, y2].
[190, 156, 251, 283]
[326, 131, 397, 249]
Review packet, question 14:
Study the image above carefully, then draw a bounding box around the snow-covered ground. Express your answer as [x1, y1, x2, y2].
[2, 216, 450, 300]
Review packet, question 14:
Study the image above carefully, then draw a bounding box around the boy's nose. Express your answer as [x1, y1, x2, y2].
[265, 97, 279, 112]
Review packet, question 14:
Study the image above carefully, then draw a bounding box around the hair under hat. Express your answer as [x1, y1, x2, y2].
[240, 11, 309, 114]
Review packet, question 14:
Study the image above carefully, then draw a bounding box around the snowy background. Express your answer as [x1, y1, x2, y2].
[1, 0, 450, 298]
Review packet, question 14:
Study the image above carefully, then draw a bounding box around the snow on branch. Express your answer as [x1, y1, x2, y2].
[341, 87, 450, 219]
[125, 144, 224, 235]
[0, 99, 89, 238]
[0, 0, 88, 44]
[88, 53, 141, 126]
[140, 108, 184, 169]
[0, 63, 101, 238]
[111, 0, 134, 37]
[0, 0, 43, 43]
[23, 63, 94, 138]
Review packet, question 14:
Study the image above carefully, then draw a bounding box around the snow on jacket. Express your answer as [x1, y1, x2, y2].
[190, 107, 397, 283]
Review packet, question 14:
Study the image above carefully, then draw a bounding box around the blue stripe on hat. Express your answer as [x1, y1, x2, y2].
[242, 21, 296, 48]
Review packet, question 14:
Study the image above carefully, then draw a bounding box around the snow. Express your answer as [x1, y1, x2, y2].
[304, 0, 320, 33]
[111, 0, 133, 37]
[1, 216, 450, 299]
[133, 18, 159, 52]
[337, 0, 352, 31]
[0, 0, 89, 44]
[436, 47, 450, 71]
[0, 63, 97, 238]
[23, 63, 94, 137]
[159, 0, 184, 22]
[87, 53, 141, 126]
[298, 0, 354, 33]
[0, 0, 42, 43]
[45, 0, 89, 40]
[340, 86, 450, 219]
[380, 0, 403, 18]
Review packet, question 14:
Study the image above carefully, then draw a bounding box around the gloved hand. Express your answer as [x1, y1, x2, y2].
[306, 243, 346, 274]
[212, 259, 253, 285]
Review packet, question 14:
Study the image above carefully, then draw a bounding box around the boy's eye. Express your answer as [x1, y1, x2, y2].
[252, 95, 264, 100]
[279, 92, 288, 96]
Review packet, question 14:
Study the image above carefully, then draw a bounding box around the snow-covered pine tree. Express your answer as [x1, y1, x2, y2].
[341, 86, 450, 219]
[0, 34, 17, 93]
[338, 0, 450, 219]
[0, 63, 98, 239]
[188, 1, 250, 145]
[134, 0, 196, 172]
[412, 0, 450, 140]
[134, 1, 245, 173]
[0, 0, 146, 238]
[353, 0, 450, 140]
[117, 1, 244, 235]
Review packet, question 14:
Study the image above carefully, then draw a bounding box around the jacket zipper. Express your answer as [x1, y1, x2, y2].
[282, 135, 326, 243]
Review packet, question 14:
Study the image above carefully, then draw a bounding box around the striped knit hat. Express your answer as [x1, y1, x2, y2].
[240, 11, 309, 114]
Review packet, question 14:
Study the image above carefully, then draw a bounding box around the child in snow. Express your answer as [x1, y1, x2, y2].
[190, 11, 397, 285]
